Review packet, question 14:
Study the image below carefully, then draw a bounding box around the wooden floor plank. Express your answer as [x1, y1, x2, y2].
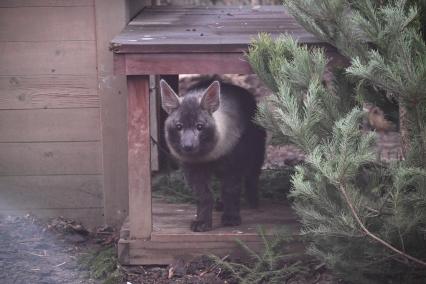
[151, 199, 298, 239]
[119, 199, 301, 264]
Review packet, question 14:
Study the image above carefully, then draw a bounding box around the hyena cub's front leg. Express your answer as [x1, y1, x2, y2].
[220, 175, 243, 226]
[183, 165, 214, 232]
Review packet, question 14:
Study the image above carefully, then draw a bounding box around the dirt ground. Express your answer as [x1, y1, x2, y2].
[0, 214, 100, 284]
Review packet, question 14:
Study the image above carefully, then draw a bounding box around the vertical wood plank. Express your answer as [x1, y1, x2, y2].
[127, 75, 151, 239]
[95, 0, 148, 227]
[149, 75, 159, 171]
[95, 0, 129, 229]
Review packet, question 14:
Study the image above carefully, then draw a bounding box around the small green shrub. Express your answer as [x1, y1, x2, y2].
[79, 246, 123, 283]
[211, 227, 307, 284]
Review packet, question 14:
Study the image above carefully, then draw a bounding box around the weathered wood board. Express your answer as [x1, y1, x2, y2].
[127, 75, 152, 239]
[0, 0, 93, 7]
[150, 201, 298, 238]
[0, 175, 102, 210]
[0, 75, 98, 109]
[111, 5, 322, 54]
[0, 108, 100, 142]
[0, 6, 95, 41]
[0, 42, 96, 76]
[0, 0, 104, 229]
[95, 0, 149, 226]
[116, 53, 253, 75]
[119, 199, 300, 265]
[0, 142, 101, 175]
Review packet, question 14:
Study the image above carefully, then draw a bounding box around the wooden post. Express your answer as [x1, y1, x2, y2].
[149, 75, 159, 171]
[95, 0, 149, 228]
[127, 75, 151, 239]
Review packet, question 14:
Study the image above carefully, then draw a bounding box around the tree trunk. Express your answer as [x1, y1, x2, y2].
[399, 105, 410, 160]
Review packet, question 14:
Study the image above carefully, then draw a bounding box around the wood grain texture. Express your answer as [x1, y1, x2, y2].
[150, 199, 298, 242]
[126, 240, 265, 265]
[0, 208, 103, 229]
[95, 0, 148, 227]
[0, 175, 102, 210]
[150, 75, 159, 171]
[126, 239, 304, 265]
[111, 5, 323, 54]
[0, 0, 103, 230]
[127, 75, 151, 239]
[0, 41, 96, 75]
[0, 75, 98, 109]
[0, 6, 95, 41]
[118, 241, 130, 264]
[0, 0, 93, 7]
[113, 54, 126, 76]
[116, 53, 253, 75]
[118, 199, 301, 264]
[0, 108, 100, 142]
[0, 142, 101, 175]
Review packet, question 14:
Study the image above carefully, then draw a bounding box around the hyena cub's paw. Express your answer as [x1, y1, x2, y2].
[190, 219, 212, 232]
[221, 214, 242, 227]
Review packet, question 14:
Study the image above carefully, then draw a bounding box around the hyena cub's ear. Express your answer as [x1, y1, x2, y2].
[160, 79, 180, 114]
[200, 81, 220, 113]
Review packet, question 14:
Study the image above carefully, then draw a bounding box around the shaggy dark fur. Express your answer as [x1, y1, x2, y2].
[160, 79, 266, 232]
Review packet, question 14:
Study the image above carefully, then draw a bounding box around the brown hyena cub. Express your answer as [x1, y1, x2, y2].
[160, 79, 266, 232]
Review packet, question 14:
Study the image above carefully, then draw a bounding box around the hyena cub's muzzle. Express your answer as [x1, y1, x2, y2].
[180, 130, 199, 154]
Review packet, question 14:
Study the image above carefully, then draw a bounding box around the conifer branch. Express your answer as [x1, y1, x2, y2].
[338, 181, 426, 267]
[248, 1, 426, 280]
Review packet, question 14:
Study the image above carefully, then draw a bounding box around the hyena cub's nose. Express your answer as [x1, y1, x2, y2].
[182, 143, 195, 153]
[181, 131, 197, 153]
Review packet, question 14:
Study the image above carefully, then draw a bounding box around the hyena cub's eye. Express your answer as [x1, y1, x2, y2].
[175, 123, 183, 131]
[196, 123, 204, 131]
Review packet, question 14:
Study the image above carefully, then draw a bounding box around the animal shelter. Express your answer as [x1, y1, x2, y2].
[0, 0, 342, 266]
[111, 5, 341, 265]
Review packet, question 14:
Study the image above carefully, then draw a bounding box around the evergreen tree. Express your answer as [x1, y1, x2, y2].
[248, 0, 426, 282]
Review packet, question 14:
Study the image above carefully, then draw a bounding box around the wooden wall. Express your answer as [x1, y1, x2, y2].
[0, 0, 147, 228]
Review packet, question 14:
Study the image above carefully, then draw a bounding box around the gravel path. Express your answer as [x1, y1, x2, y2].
[0, 215, 98, 284]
